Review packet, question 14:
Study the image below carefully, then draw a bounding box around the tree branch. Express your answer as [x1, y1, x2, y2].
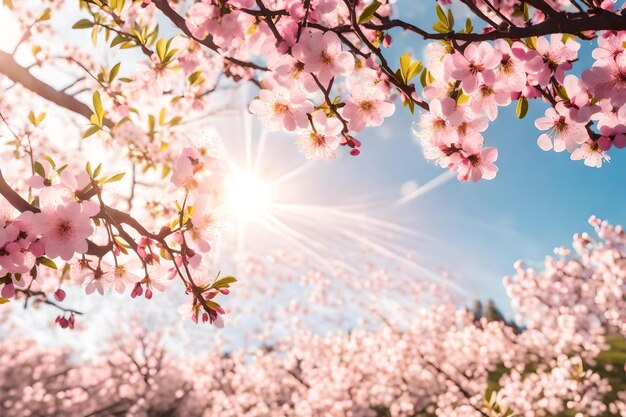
[152, 0, 268, 71]
[0, 50, 114, 129]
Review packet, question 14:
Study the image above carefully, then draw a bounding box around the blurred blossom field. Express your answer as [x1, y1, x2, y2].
[1, 0, 626, 416]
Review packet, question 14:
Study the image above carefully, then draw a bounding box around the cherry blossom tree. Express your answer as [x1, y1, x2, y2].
[1, 0, 625, 324]
[0, 217, 624, 416]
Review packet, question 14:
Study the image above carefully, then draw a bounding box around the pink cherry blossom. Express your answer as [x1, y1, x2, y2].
[451, 138, 499, 182]
[342, 80, 395, 131]
[292, 30, 355, 86]
[297, 111, 343, 159]
[447, 43, 501, 94]
[249, 85, 314, 131]
[32, 202, 97, 261]
[535, 107, 588, 152]
[571, 141, 610, 168]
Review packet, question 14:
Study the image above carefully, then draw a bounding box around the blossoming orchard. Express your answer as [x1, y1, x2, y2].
[0, 0, 625, 415]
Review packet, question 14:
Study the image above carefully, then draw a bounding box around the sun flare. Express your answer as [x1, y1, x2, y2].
[225, 172, 271, 221]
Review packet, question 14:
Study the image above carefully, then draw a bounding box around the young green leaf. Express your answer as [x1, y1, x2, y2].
[435, 3, 447, 25]
[38, 8, 51, 22]
[516, 96, 528, 119]
[109, 62, 121, 82]
[82, 125, 101, 139]
[92, 91, 104, 125]
[358, 0, 381, 24]
[40, 257, 58, 270]
[156, 38, 166, 61]
[72, 19, 94, 29]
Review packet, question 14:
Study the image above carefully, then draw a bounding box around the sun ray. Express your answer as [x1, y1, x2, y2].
[271, 203, 432, 241]
[343, 230, 469, 295]
[268, 160, 317, 188]
[396, 170, 456, 205]
[263, 213, 359, 274]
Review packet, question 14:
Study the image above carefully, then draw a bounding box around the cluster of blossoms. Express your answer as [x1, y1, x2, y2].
[415, 27, 626, 181]
[0, 143, 234, 328]
[0, 0, 246, 325]
[0, 217, 624, 416]
[2, 0, 624, 202]
[248, 27, 395, 159]
[167, 0, 626, 178]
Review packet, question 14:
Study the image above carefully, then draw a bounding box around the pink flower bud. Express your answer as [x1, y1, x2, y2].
[30, 241, 45, 257]
[614, 133, 626, 149]
[597, 136, 612, 151]
[145, 288, 153, 300]
[382, 34, 392, 48]
[1, 283, 15, 299]
[54, 289, 66, 302]
[131, 283, 143, 298]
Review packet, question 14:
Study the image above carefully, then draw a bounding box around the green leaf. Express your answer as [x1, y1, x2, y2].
[103, 172, 125, 184]
[457, 92, 470, 105]
[188, 70, 203, 86]
[82, 125, 101, 139]
[420, 68, 430, 87]
[525, 36, 537, 50]
[156, 38, 166, 61]
[432, 21, 449, 33]
[399, 53, 411, 82]
[93, 163, 102, 178]
[523, 3, 529, 21]
[40, 257, 58, 270]
[516, 96, 528, 119]
[407, 99, 415, 114]
[406, 60, 422, 82]
[159, 108, 166, 126]
[38, 8, 51, 22]
[554, 84, 568, 100]
[435, 3, 447, 25]
[358, 0, 381, 24]
[463, 18, 473, 34]
[214, 275, 237, 289]
[92, 91, 103, 125]
[44, 155, 56, 169]
[0, 298, 10, 305]
[111, 35, 127, 48]
[447, 9, 454, 29]
[109, 62, 121, 82]
[204, 300, 221, 310]
[168, 116, 182, 126]
[72, 19, 94, 29]
[33, 161, 45, 177]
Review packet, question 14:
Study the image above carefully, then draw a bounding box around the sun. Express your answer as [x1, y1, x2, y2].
[225, 172, 271, 221]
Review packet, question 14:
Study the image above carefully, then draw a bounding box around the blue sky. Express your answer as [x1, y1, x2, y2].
[325, 0, 626, 307]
